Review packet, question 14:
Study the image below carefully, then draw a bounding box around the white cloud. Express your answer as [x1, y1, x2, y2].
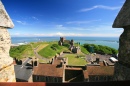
[56, 32, 64, 36]
[66, 19, 101, 24]
[79, 5, 121, 12]
[10, 31, 122, 37]
[32, 16, 38, 20]
[16, 21, 27, 25]
[56, 25, 63, 28]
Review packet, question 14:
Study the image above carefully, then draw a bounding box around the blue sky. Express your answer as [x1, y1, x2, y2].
[2, 0, 125, 37]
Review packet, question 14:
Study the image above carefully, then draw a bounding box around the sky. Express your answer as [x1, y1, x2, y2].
[2, 0, 125, 37]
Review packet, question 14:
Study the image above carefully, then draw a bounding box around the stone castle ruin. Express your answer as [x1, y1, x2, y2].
[58, 37, 80, 53]
[0, 1, 16, 82]
[113, 0, 130, 80]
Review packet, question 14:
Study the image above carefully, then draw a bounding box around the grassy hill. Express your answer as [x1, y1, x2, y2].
[9, 41, 117, 61]
[10, 44, 34, 60]
[38, 43, 70, 58]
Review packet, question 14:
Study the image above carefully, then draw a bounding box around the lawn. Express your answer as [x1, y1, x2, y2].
[64, 54, 87, 66]
[38, 59, 49, 63]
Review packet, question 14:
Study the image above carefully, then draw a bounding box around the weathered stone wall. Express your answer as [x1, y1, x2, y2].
[114, 63, 130, 80]
[113, 26, 130, 80]
[118, 26, 130, 65]
[0, 1, 16, 82]
[112, 0, 130, 81]
[0, 27, 16, 82]
[0, 65, 16, 82]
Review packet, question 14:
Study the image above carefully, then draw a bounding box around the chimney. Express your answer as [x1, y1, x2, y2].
[96, 58, 99, 64]
[34, 58, 38, 66]
[60, 60, 64, 67]
[34, 61, 38, 66]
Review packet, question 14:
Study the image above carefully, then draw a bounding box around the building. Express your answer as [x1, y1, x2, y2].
[14, 65, 32, 82]
[83, 66, 114, 82]
[33, 57, 67, 82]
[33, 64, 64, 82]
[83, 56, 114, 82]
[58, 37, 81, 53]
[14, 58, 33, 82]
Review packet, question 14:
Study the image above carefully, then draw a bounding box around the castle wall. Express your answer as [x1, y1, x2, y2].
[0, 27, 16, 82]
[112, 0, 130, 80]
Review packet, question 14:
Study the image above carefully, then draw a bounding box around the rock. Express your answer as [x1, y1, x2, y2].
[113, 0, 130, 80]
[0, 1, 16, 82]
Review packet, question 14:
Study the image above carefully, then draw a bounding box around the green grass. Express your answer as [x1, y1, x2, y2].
[31, 42, 46, 48]
[36, 44, 49, 52]
[80, 45, 90, 54]
[38, 59, 49, 63]
[38, 43, 69, 58]
[64, 54, 87, 66]
[10, 44, 34, 60]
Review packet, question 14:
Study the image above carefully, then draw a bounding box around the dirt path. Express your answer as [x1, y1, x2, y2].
[36, 44, 49, 52]
[30, 43, 50, 62]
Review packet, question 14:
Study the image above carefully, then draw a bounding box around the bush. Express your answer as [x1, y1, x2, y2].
[83, 44, 118, 55]
[80, 45, 89, 54]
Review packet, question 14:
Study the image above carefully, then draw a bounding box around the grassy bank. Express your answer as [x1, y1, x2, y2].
[38, 43, 70, 58]
[10, 44, 34, 60]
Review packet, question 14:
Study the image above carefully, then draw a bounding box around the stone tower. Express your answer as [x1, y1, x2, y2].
[0, 1, 16, 82]
[113, 0, 130, 80]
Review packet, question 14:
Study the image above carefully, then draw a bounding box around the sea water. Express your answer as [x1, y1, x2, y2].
[11, 37, 119, 50]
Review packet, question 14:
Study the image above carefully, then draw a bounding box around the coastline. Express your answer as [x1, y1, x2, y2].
[11, 37, 119, 50]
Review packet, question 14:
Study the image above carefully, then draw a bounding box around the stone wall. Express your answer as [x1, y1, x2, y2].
[114, 62, 130, 80]
[0, 27, 16, 82]
[0, 65, 16, 82]
[0, 1, 16, 82]
[112, 0, 130, 81]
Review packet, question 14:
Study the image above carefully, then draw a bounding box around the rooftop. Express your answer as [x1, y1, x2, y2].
[14, 65, 32, 81]
[86, 54, 115, 65]
[86, 66, 114, 76]
[33, 64, 63, 77]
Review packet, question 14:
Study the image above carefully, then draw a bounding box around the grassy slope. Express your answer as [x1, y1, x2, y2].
[38, 43, 69, 58]
[64, 54, 87, 66]
[80, 45, 89, 54]
[10, 44, 34, 60]
[31, 42, 41, 48]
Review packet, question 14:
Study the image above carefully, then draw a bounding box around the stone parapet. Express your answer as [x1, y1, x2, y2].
[0, 1, 16, 82]
[113, 62, 130, 80]
[113, 0, 130, 28]
[0, 64, 16, 82]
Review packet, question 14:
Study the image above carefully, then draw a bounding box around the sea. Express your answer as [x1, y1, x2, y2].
[11, 37, 119, 50]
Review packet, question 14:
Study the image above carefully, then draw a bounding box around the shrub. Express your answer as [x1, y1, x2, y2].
[83, 44, 118, 55]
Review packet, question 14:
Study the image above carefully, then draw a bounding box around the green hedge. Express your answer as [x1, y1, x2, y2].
[83, 44, 118, 54]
